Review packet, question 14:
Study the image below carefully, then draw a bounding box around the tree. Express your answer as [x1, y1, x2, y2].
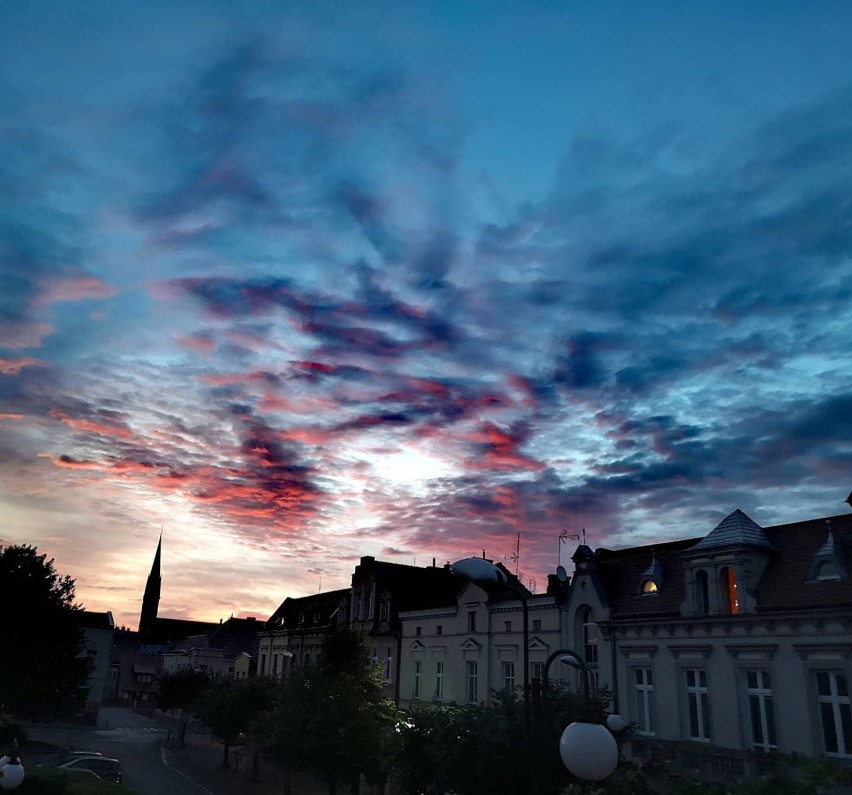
[157, 669, 211, 748]
[0, 544, 92, 720]
[263, 630, 401, 795]
[192, 676, 275, 769]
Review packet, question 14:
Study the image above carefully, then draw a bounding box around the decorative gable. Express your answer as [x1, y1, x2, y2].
[460, 638, 482, 652]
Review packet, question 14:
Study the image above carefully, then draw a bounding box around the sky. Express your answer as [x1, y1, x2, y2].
[2, 1, 851, 630]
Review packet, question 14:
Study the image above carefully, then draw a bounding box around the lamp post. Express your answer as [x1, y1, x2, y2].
[450, 557, 530, 739]
[542, 648, 623, 782]
[0, 740, 25, 790]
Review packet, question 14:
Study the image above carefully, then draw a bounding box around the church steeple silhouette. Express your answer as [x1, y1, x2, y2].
[138, 534, 162, 638]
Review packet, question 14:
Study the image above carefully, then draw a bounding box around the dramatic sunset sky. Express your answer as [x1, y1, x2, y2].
[2, 2, 851, 630]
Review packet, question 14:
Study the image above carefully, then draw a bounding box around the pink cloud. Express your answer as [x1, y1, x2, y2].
[37, 275, 117, 305]
[0, 321, 54, 349]
[0, 413, 26, 421]
[175, 334, 216, 357]
[0, 356, 45, 375]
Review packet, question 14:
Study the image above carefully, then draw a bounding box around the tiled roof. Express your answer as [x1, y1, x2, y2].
[596, 537, 699, 619]
[71, 609, 115, 630]
[691, 509, 773, 550]
[265, 588, 350, 630]
[757, 512, 852, 611]
[592, 511, 852, 617]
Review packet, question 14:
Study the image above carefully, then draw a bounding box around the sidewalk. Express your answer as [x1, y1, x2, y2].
[163, 719, 338, 795]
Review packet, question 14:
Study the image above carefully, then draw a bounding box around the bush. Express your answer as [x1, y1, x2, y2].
[18, 770, 135, 795]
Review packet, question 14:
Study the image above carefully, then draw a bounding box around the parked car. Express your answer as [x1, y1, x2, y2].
[57, 751, 103, 766]
[58, 755, 123, 783]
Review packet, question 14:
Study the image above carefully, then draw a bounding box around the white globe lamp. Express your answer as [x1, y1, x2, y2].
[0, 757, 25, 791]
[559, 721, 619, 781]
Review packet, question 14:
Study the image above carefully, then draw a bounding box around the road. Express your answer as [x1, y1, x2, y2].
[28, 706, 257, 795]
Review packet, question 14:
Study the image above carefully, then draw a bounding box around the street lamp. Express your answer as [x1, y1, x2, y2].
[542, 648, 622, 782]
[0, 740, 24, 790]
[450, 557, 530, 739]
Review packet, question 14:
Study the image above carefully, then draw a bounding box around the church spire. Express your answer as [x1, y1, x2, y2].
[138, 533, 162, 638]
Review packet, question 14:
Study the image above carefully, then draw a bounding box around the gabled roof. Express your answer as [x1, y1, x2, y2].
[265, 588, 350, 630]
[589, 510, 852, 618]
[691, 509, 773, 550]
[71, 609, 115, 631]
[352, 557, 463, 611]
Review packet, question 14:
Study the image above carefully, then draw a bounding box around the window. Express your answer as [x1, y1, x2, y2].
[745, 670, 776, 751]
[721, 567, 739, 614]
[364, 589, 373, 619]
[467, 611, 477, 632]
[634, 668, 655, 735]
[816, 561, 842, 581]
[581, 608, 599, 664]
[413, 660, 422, 699]
[532, 619, 542, 631]
[502, 662, 515, 692]
[685, 668, 711, 741]
[434, 661, 444, 700]
[354, 594, 362, 621]
[436, 625, 443, 636]
[384, 647, 393, 682]
[531, 662, 543, 682]
[504, 620, 512, 632]
[466, 661, 479, 703]
[379, 599, 390, 623]
[260, 653, 267, 675]
[817, 671, 852, 757]
[695, 570, 710, 615]
[642, 580, 658, 594]
[415, 626, 421, 637]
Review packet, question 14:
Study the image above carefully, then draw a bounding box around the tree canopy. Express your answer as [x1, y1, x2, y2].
[262, 629, 401, 795]
[0, 544, 91, 719]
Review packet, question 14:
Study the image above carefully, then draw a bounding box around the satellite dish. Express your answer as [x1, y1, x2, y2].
[556, 565, 568, 583]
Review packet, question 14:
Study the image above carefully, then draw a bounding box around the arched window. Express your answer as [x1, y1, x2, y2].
[642, 580, 659, 594]
[816, 561, 841, 581]
[721, 567, 739, 614]
[695, 570, 710, 616]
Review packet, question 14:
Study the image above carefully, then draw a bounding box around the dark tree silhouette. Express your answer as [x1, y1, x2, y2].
[0, 544, 92, 719]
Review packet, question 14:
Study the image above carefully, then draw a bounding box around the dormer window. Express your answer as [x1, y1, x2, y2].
[808, 523, 847, 583]
[639, 552, 662, 596]
[721, 567, 739, 614]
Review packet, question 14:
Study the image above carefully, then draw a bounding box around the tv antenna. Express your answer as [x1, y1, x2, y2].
[504, 532, 520, 577]
[558, 529, 582, 567]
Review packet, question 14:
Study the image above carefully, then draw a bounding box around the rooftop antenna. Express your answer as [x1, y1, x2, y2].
[504, 533, 520, 576]
[559, 529, 580, 567]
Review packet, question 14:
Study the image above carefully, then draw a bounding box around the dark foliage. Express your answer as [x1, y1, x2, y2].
[0, 545, 91, 719]
[261, 629, 400, 795]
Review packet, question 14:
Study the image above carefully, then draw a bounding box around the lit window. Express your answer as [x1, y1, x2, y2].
[721, 567, 739, 614]
[642, 580, 658, 594]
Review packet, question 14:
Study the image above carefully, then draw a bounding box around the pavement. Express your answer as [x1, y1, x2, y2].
[162, 716, 336, 795]
[18, 707, 350, 795]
